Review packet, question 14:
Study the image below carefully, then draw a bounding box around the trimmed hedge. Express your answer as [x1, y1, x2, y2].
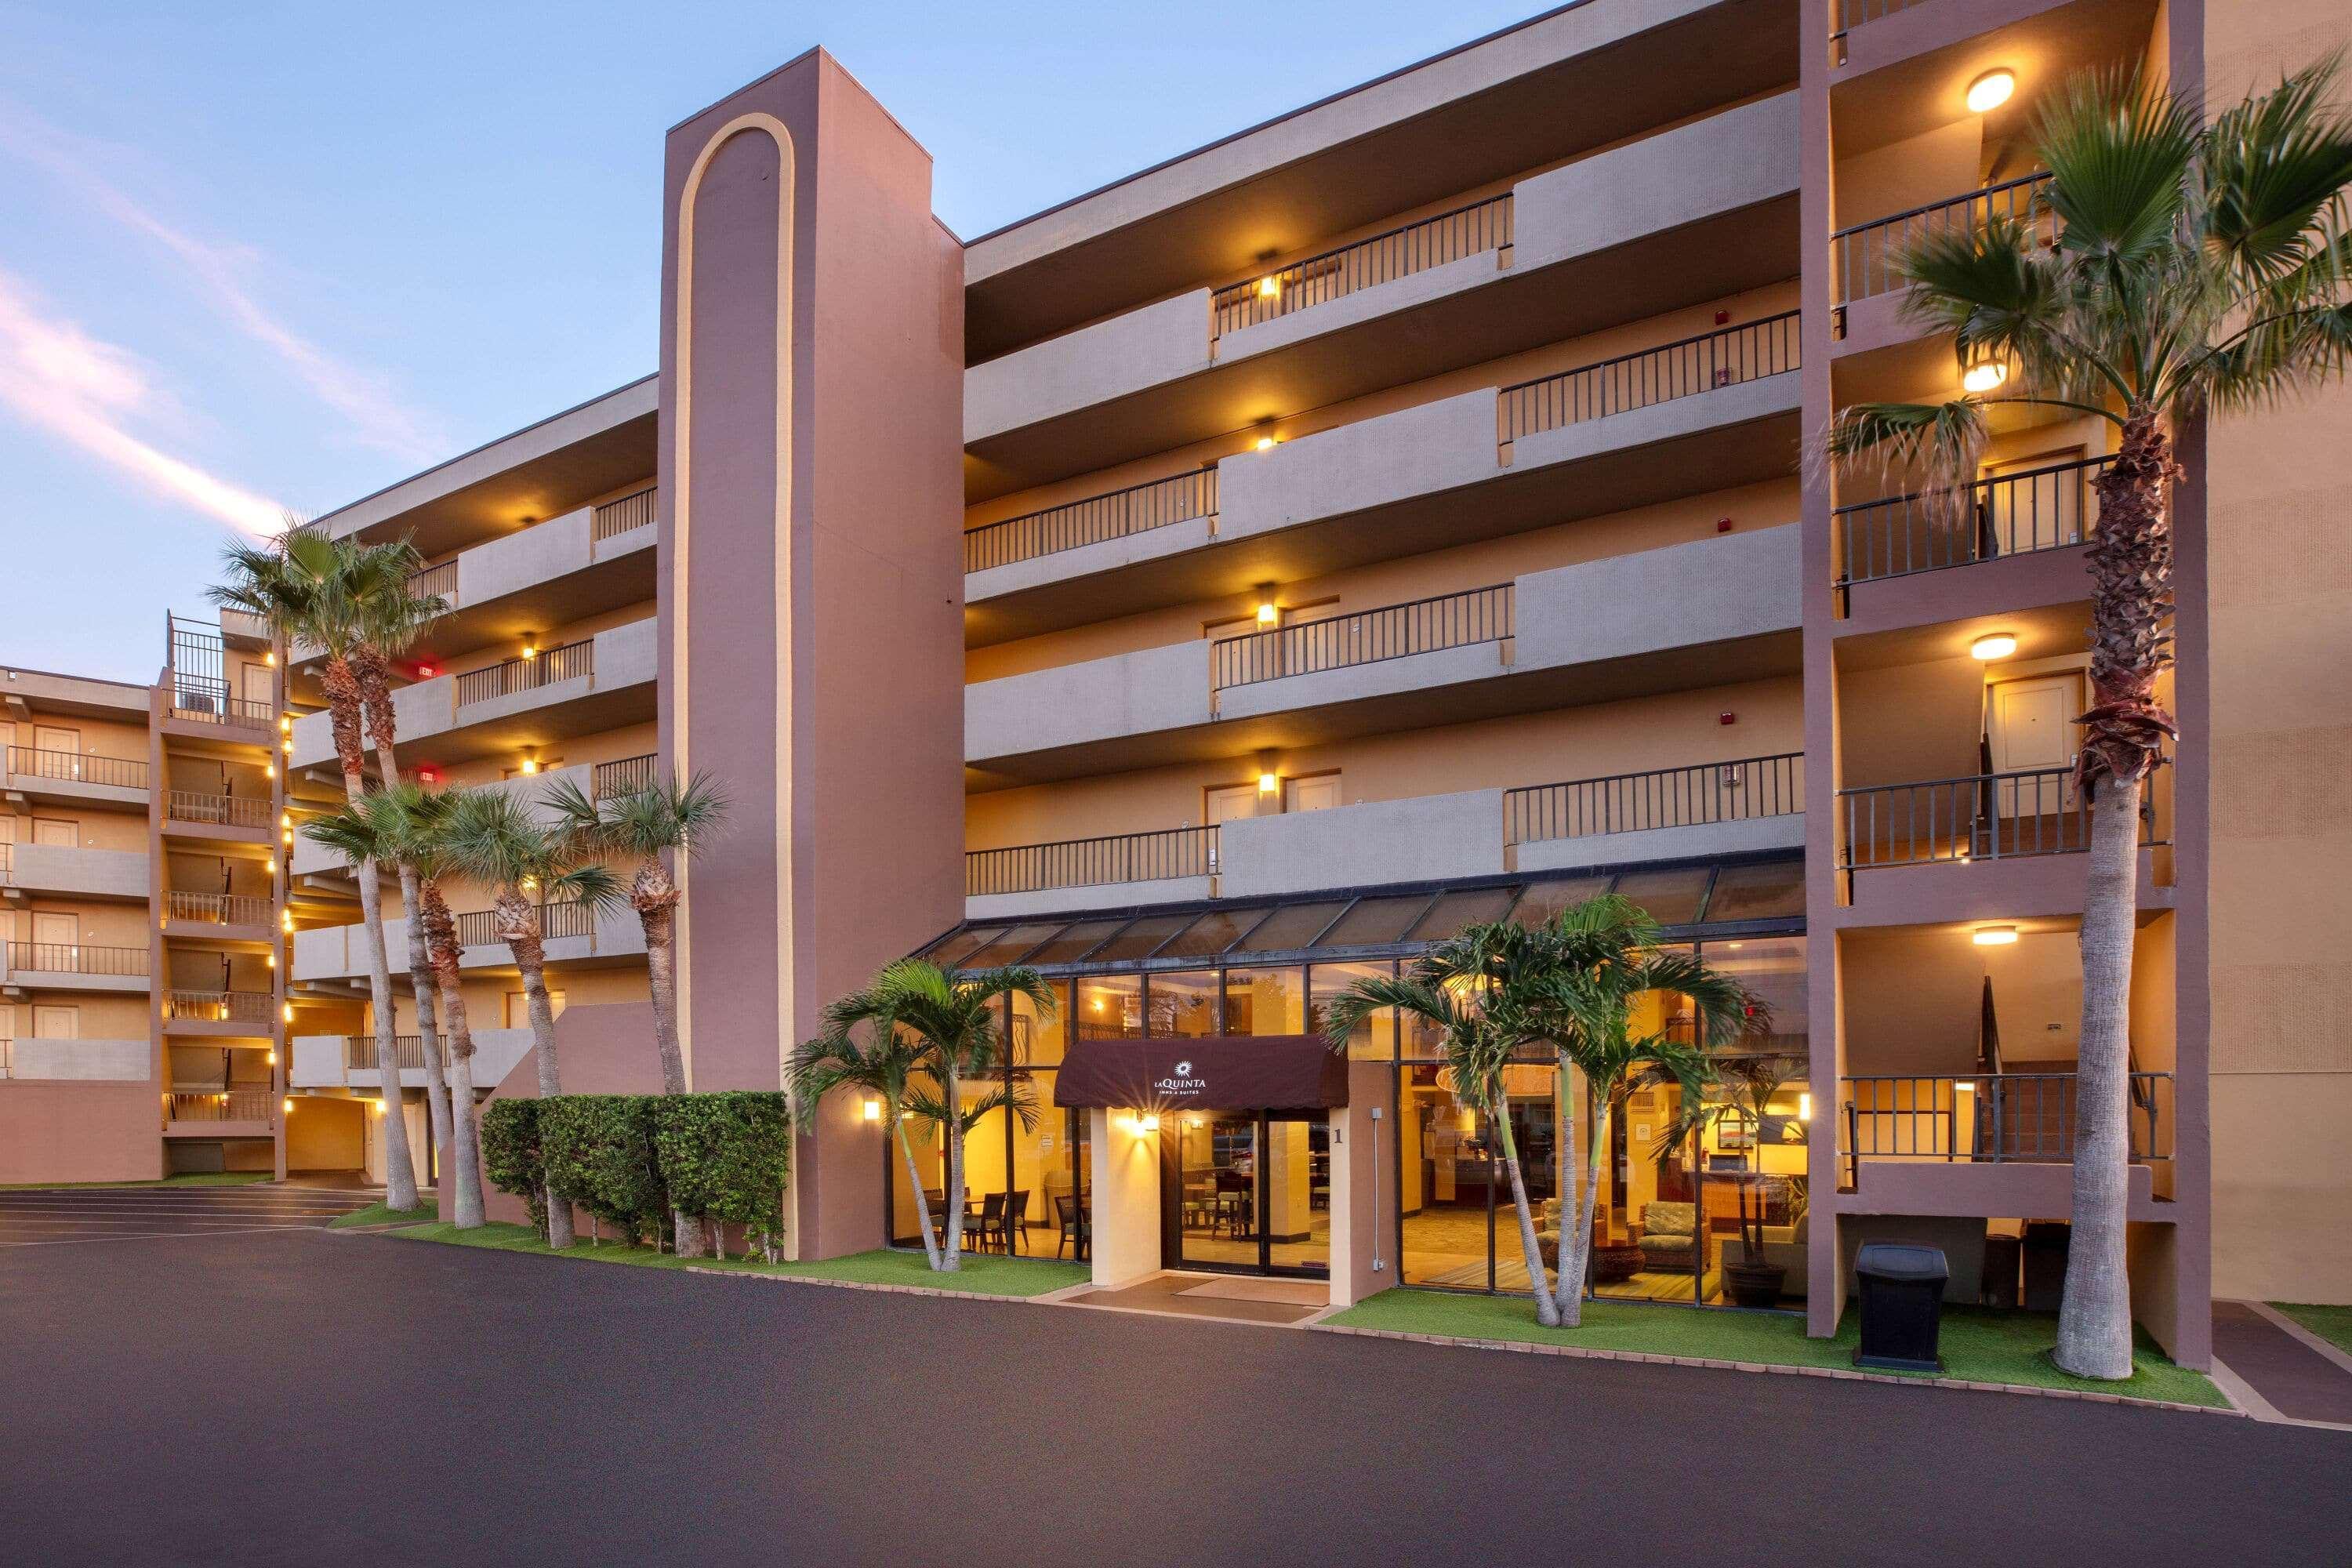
[505, 1090, 794, 1254]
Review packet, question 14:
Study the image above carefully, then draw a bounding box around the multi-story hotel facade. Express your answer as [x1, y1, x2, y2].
[5, 0, 2345, 1366]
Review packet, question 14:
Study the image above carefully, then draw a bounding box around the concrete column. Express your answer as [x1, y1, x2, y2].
[1265, 1120, 1314, 1241]
[1087, 1107, 1162, 1288]
[1329, 1062, 1394, 1308]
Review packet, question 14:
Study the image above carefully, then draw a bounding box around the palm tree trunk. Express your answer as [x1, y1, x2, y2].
[505, 910, 575, 1250]
[1493, 1109, 1558, 1327]
[433, 953, 487, 1229]
[633, 887, 706, 1258]
[940, 1057, 964, 1272]
[2054, 774, 2144, 1380]
[1563, 1098, 1614, 1330]
[362, 695, 449, 1195]
[897, 1116, 943, 1269]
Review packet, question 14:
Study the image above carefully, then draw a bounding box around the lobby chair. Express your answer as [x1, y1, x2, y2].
[1637, 1201, 1700, 1276]
[971, 1192, 1006, 1252]
[1054, 1194, 1091, 1261]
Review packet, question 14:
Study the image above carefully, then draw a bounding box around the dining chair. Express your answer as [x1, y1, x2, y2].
[971, 1192, 1007, 1253]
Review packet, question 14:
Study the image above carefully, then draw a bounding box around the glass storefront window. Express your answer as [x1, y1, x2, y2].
[1223, 966, 1305, 1035]
[1613, 866, 1712, 925]
[1508, 874, 1613, 927]
[1405, 885, 1518, 942]
[1148, 970, 1221, 1036]
[1156, 906, 1266, 960]
[958, 922, 1063, 968]
[1702, 861, 1806, 923]
[1075, 974, 1142, 1040]
[1007, 982, 1067, 1069]
[1315, 894, 1433, 948]
[1020, 919, 1127, 966]
[1308, 961, 1397, 1060]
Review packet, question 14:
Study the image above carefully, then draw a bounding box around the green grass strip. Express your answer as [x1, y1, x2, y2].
[328, 1200, 441, 1229]
[379, 1221, 1088, 1297]
[1324, 1290, 2225, 1408]
[2272, 1302, 2352, 1357]
[0, 1172, 275, 1190]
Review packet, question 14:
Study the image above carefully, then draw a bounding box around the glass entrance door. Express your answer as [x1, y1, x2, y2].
[1168, 1110, 1329, 1277]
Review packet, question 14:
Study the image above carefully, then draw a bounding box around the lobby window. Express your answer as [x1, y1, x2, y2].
[1223, 966, 1305, 1035]
[1146, 970, 1220, 1036]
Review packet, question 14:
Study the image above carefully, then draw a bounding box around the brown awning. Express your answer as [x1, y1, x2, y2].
[1053, 1035, 1349, 1112]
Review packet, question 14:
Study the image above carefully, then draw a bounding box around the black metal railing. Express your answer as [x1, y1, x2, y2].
[454, 638, 593, 706]
[1834, 173, 2052, 304]
[1839, 764, 2162, 870]
[0, 844, 9, 877]
[410, 559, 459, 606]
[964, 468, 1218, 574]
[1831, 0, 1930, 40]
[967, 826, 1221, 897]
[165, 891, 273, 928]
[593, 486, 658, 542]
[165, 1091, 274, 1124]
[169, 692, 274, 729]
[165, 989, 274, 1023]
[1835, 453, 2112, 587]
[1505, 753, 1805, 846]
[1211, 194, 1513, 337]
[1841, 1072, 2171, 1174]
[346, 1034, 429, 1071]
[5, 942, 148, 977]
[453, 901, 594, 947]
[5, 746, 148, 790]
[1213, 584, 1513, 691]
[592, 753, 658, 800]
[166, 790, 273, 829]
[1498, 311, 1799, 443]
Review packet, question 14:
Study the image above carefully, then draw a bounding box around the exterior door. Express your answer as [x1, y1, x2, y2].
[1285, 775, 1341, 813]
[1205, 783, 1261, 874]
[1981, 447, 2086, 554]
[1987, 674, 2082, 836]
[33, 727, 78, 775]
[1166, 1110, 1330, 1277]
[31, 913, 78, 967]
[241, 662, 274, 713]
[31, 818, 75, 848]
[32, 1005, 77, 1039]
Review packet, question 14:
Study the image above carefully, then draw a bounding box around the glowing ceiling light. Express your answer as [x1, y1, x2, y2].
[1973, 924, 2020, 946]
[1967, 69, 2016, 113]
[1962, 360, 2009, 394]
[1258, 772, 1279, 795]
[1970, 633, 2019, 660]
[1256, 275, 1281, 299]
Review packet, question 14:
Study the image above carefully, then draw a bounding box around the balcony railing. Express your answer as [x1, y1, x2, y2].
[1213, 584, 1512, 691]
[165, 1091, 274, 1124]
[454, 638, 593, 707]
[1835, 452, 2113, 588]
[5, 746, 148, 790]
[1211, 193, 1515, 338]
[593, 486, 659, 542]
[347, 1034, 430, 1071]
[1841, 1072, 2171, 1179]
[592, 753, 659, 800]
[1839, 764, 2162, 870]
[1831, 0, 1930, 41]
[0, 844, 9, 877]
[453, 900, 594, 947]
[170, 691, 274, 730]
[967, 826, 1221, 898]
[165, 891, 274, 928]
[4, 942, 149, 977]
[1506, 753, 1806, 846]
[1498, 311, 1799, 444]
[411, 558, 460, 604]
[165, 989, 274, 1024]
[964, 468, 1218, 574]
[1833, 172, 2052, 305]
[166, 790, 273, 830]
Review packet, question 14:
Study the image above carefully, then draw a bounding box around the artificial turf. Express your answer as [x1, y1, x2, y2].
[377, 1221, 1090, 1297]
[328, 1201, 442, 1229]
[0, 1172, 274, 1190]
[1323, 1290, 2227, 1408]
[2272, 1302, 2352, 1356]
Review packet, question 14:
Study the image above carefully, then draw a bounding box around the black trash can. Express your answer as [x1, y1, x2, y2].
[1853, 1242, 1950, 1371]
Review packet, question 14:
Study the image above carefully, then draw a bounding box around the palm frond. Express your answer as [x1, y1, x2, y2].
[2201, 52, 2352, 292]
[2034, 64, 2199, 271]
[1824, 399, 1991, 498]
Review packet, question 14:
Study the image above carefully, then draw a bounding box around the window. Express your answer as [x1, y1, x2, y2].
[503, 991, 566, 1028]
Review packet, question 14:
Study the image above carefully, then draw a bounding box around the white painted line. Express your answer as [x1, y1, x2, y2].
[0, 1207, 361, 1220]
[0, 1225, 326, 1248]
[2246, 1301, 2352, 1381]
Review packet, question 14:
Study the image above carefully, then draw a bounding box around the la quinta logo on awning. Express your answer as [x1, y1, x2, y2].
[1154, 1059, 1207, 1098]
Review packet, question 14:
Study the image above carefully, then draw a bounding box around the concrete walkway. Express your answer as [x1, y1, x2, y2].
[2210, 1301, 2352, 1430]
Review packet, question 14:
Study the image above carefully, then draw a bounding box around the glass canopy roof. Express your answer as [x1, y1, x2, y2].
[915, 853, 1802, 978]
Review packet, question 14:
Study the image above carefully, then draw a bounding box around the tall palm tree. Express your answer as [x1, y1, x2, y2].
[789, 1010, 944, 1268]
[213, 524, 442, 1211]
[301, 786, 488, 1225]
[1827, 61, 2352, 1378]
[543, 771, 729, 1097]
[819, 960, 1056, 1272]
[440, 787, 622, 1250]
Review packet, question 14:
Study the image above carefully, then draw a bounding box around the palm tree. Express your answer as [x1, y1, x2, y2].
[213, 524, 443, 1212]
[439, 787, 622, 1250]
[1827, 61, 2352, 1377]
[299, 786, 486, 1224]
[789, 1010, 945, 1268]
[818, 960, 1056, 1271]
[543, 771, 728, 1097]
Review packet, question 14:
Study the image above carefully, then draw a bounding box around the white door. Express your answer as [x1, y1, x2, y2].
[241, 663, 274, 713]
[31, 818, 74, 848]
[33, 726, 78, 776]
[1981, 448, 2086, 554]
[1205, 784, 1261, 874]
[31, 912, 78, 967]
[1286, 775, 1342, 813]
[1987, 674, 2082, 825]
[31, 1005, 77, 1039]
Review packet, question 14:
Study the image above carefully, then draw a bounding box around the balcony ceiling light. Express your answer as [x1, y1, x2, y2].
[1256, 601, 1279, 626]
[1962, 359, 2009, 393]
[1256, 275, 1281, 299]
[1258, 771, 1279, 795]
[1973, 924, 2020, 946]
[1970, 633, 2020, 660]
[1967, 69, 2016, 114]
[1254, 435, 1278, 452]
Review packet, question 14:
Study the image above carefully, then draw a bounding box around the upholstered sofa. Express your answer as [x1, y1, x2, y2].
[1743, 1212, 1809, 1296]
[1637, 1201, 1700, 1274]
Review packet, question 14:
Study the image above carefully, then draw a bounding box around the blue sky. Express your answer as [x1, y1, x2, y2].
[0, 0, 1542, 682]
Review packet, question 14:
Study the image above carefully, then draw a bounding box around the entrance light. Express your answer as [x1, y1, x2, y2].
[1967, 70, 2016, 113]
[862, 1098, 883, 1122]
[1136, 1113, 1160, 1133]
[1962, 359, 2009, 394]
[1970, 633, 2019, 660]
[1973, 924, 2020, 946]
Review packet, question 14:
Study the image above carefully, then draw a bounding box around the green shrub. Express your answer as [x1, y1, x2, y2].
[479, 1098, 548, 1236]
[540, 1095, 663, 1243]
[653, 1091, 793, 1248]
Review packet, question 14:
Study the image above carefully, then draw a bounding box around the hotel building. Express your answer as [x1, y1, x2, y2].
[5, 0, 2346, 1364]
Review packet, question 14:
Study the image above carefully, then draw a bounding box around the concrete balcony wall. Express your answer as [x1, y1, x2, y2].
[967, 290, 1213, 445]
[1215, 640, 1513, 724]
[2, 844, 147, 899]
[292, 902, 645, 984]
[967, 874, 1216, 924]
[1221, 789, 1508, 899]
[289, 763, 593, 879]
[1516, 811, 1806, 873]
[288, 1033, 343, 1087]
[1216, 390, 1501, 543]
[5, 1038, 147, 1081]
[1513, 92, 1800, 268]
[966, 641, 1211, 760]
[1513, 523, 1801, 671]
[0, 666, 151, 717]
[459, 506, 593, 604]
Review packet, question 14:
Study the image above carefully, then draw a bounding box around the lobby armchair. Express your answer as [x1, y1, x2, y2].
[1636, 1201, 1700, 1275]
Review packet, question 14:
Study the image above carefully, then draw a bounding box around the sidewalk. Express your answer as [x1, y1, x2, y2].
[2209, 1301, 2352, 1430]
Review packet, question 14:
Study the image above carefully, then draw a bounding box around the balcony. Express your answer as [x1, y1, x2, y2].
[165, 686, 273, 738]
[965, 93, 1801, 498]
[1838, 1069, 2173, 1217]
[1833, 453, 2111, 634]
[291, 902, 644, 985]
[165, 790, 275, 837]
[2, 942, 149, 993]
[966, 313, 1802, 643]
[163, 1090, 275, 1135]
[163, 989, 276, 1036]
[964, 753, 1806, 919]
[967, 524, 1801, 786]
[289, 616, 657, 771]
[4, 745, 149, 809]
[0, 844, 147, 902]
[0, 1036, 147, 1081]
[291, 754, 656, 883]
[162, 891, 275, 939]
[286, 1027, 534, 1090]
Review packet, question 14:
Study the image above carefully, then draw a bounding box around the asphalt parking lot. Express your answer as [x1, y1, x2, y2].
[0, 1183, 375, 1247]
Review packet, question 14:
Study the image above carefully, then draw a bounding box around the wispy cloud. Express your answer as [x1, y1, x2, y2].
[0, 270, 284, 538]
[0, 103, 446, 465]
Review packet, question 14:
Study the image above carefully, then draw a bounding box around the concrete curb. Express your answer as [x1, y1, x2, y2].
[681, 1265, 1073, 1305]
[1307, 1320, 2242, 1417]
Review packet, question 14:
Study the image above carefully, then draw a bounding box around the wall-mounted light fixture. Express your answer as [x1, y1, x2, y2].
[1970, 632, 2019, 661]
[1258, 771, 1279, 796]
[1798, 1092, 1813, 1123]
[281, 909, 294, 933]
[1255, 597, 1280, 626]
[521, 637, 539, 661]
[518, 752, 540, 775]
[1962, 358, 2010, 394]
[280, 738, 294, 756]
[279, 715, 292, 735]
[281, 1002, 295, 1023]
[263, 651, 278, 668]
[1966, 68, 2016, 113]
[283, 1098, 295, 1115]
[1256, 274, 1281, 299]
[1135, 1112, 1160, 1133]
[862, 1098, 883, 1122]
[1973, 924, 2020, 946]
